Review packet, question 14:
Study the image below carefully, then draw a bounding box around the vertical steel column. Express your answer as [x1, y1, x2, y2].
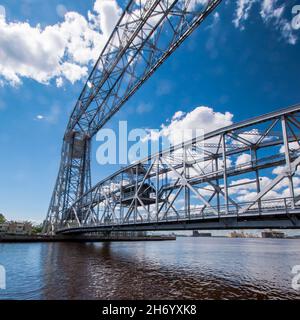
[156, 157, 160, 222]
[251, 148, 261, 213]
[183, 146, 187, 218]
[222, 134, 229, 214]
[281, 116, 295, 208]
[76, 135, 92, 223]
[184, 146, 190, 219]
[215, 157, 220, 216]
[121, 171, 124, 223]
[135, 165, 138, 224]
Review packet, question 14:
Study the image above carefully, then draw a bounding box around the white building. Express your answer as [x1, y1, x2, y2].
[0, 223, 9, 234]
[0, 222, 32, 235]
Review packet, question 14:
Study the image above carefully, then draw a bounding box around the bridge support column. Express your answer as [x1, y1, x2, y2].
[251, 148, 261, 213]
[282, 116, 295, 208]
[215, 157, 220, 216]
[156, 157, 160, 223]
[222, 134, 229, 214]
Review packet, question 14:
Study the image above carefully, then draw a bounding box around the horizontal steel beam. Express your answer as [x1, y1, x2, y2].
[57, 212, 300, 234]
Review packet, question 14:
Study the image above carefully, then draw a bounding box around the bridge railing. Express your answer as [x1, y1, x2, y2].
[81, 197, 299, 227]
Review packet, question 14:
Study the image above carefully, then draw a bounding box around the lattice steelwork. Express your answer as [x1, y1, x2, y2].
[57, 105, 300, 234]
[43, 0, 222, 234]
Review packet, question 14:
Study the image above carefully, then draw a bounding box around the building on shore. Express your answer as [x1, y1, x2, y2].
[230, 231, 245, 238]
[229, 231, 259, 238]
[261, 230, 285, 238]
[0, 223, 9, 234]
[286, 235, 300, 239]
[0, 221, 32, 236]
[192, 231, 212, 237]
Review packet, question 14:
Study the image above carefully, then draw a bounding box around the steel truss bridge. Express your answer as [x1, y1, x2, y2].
[43, 0, 300, 235]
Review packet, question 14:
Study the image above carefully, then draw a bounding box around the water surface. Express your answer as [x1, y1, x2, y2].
[0, 237, 300, 300]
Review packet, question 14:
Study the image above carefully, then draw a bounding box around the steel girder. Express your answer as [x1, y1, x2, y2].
[67, 0, 222, 136]
[43, 0, 222, 234]
[56, 104, 300, 233]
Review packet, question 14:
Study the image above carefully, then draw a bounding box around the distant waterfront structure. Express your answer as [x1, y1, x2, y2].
[261, 230, 285, 239]
[0, 221, 32, 236]
[192, 231, 212, 237]
[229, 231, 259, 238]
[230, 231, 245, 238]
[286, 235, 300, 239]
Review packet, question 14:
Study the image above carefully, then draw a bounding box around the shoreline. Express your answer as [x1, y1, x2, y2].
[0, 235, 176, 243]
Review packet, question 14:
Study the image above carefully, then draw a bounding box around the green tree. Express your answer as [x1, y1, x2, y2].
[32, 224, 43, 235]
[0, 213, 6, 224]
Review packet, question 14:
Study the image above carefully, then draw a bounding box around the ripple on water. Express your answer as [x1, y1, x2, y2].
[0, 238, 300, 300]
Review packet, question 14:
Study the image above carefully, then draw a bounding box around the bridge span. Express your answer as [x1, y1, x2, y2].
[54, 104, 300, 234]
[43, 0, 223, 234]
[57, 206, 300, 235]
[43, 0, 300, 235]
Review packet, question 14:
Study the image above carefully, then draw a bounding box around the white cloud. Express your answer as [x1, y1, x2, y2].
[228, 178, 255, 195]
[272, 163, 300, 176]
[0, 0, 297, 88]
[60, 62, 88, 84]
[145, 106, 233, 146]
[236, 153, 251, 166]
[274, 176, 300, 191]
[236, 189, 282, 202]
[233, 0, 298, 44]
[56, 77, 64, 88]
[279, 141, 300, 153]
[272, 165, 285, 175]
[0, 0, 121, 87]
[206, 12, 220, 30]
[172, 111, 185, 121]
[227, 173, 300, 204]
[34, 104, 61, 123]
[91, 0, 122, 36]
[280, 21, 297, 45]
[260, 0, 280, 21]
[233, 0, 255, 29]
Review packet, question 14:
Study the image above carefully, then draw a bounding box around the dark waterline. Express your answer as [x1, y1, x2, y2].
[0, 237, 300, 300]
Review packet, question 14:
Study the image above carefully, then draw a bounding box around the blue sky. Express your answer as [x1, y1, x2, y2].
[0, 0, 300, 223]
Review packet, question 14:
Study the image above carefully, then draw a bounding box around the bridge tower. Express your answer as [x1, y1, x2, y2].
[43, 0, 222, 234]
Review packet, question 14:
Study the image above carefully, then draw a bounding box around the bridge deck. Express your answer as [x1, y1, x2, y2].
[57, 205, 300, 234]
